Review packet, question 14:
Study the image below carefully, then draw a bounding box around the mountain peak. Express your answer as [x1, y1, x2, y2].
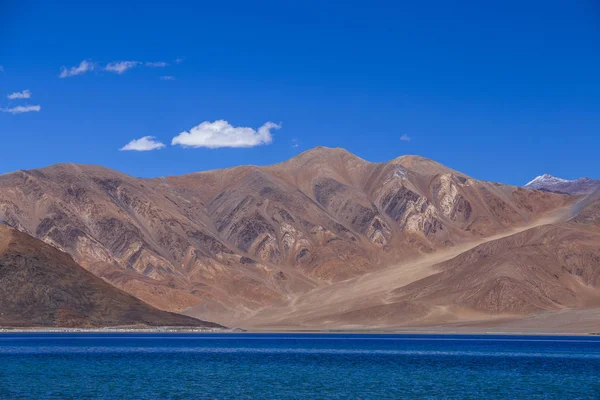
[391, 155, 468, 178]
[524, 174, 599, 195]
[283, 146, 367, 167]
[296, 146, 356, 158]
[525, 174, 569, 187]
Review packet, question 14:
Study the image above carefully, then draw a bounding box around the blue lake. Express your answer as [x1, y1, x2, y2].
[0, 333, 599, 399]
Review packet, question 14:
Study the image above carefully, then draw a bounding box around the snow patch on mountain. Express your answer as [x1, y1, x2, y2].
[524, 174, 600, 195]
[525, 174, 570, 187]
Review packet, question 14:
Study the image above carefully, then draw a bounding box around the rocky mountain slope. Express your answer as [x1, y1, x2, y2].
[525, 174, 600, 195]
[242, 195, 600, 329]
[0, 147, 570, 326]
[0, 225, 221, 328]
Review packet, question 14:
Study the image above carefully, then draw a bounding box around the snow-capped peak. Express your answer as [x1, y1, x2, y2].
[525, 174, 570, 187]
[524, 174, 599, 195]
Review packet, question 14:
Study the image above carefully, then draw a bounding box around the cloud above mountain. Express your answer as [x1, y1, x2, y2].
[172, 120, 281, 149]
[145, 61, 168, 67]
[7, 90, 31, 99]
[59, 60, 96, 78]
[60, 59, 170, 77]
[120, 136, 166, 151]
[1, 105, 41, 114]
[105, 61, 139, 74]
[4, 90, 39, 114]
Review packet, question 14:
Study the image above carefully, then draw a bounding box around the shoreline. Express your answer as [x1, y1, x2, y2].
[1, 327, 598, 336]
[0, 327, 233, 334]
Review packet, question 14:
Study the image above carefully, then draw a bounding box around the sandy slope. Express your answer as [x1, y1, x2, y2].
[236, 210, 570, 329]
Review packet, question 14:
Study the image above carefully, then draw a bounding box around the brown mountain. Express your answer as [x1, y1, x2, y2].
[0, 225, 221, 328]
[0, 147, 572, 327]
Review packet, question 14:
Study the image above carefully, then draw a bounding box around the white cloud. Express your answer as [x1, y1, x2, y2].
[120, 136, 166, 151]
[0, 66, 4, 72]
[7, 89, 32, 99]
[145, 61, 168, 67]
[160, 76, 175, 80]
[60, 60, 95, 78]
[291, 138, 300, 148]
[60, 59, 172, 78]
[400, 134, 411, 142]
[60, 58, 172, 78]
[174, 57, 184, 64]
[1, 105, 41, 114]
[172, 120, 281, 149]
[105, 61, 139, 74]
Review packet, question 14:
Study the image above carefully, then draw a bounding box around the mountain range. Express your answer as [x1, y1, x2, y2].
[0, 147, 598, 331]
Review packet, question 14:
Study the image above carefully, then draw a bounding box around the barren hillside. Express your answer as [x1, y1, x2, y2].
[0, 225, 221, 328]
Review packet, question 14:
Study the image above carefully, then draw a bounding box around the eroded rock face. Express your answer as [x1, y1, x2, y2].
[367, 217, 391, 246]
[0, 149, 569, 325]
[381, 186, 423, 222]
[434, 174, 473, 222]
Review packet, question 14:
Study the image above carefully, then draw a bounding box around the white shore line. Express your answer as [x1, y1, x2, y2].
[0, 327, 236, 334]
[0, 327, 598, 336]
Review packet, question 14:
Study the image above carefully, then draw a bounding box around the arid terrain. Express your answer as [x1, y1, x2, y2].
[0, 225, 220, 328]
[242, 195, 600, 331]
[1, 147, 599, 331]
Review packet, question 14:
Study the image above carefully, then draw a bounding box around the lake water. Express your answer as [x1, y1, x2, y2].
[0, 333, 599, 399]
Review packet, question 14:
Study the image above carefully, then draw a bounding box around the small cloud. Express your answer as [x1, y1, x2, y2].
[174, 57, 185, 64]
[145, 61, 168, 67]
[172, 120, 281, 149]
[0, 66, 4, 72]
[7, 89, 31, 99]
[120, 136, 166, 151]
[160, 76, 175, 80]
[291, 138, 300, 148]
[1, 105, 41, 114]
[61, 58, 172, 78]
[105, 61, 139, 74]
[400, 134, 411, 142]
[60, 60, 95, 78]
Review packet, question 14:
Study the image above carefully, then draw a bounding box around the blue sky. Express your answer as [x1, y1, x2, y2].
[1, 0, 599, 185]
